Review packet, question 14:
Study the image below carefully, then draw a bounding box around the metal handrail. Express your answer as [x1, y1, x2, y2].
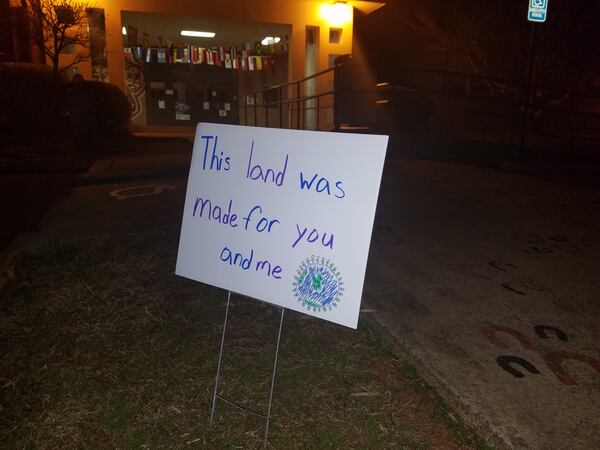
[237, 59, 600, 141]
[259, 90, 336, 108]
[239, 66, 337, 131]
[241, 67, 335, 98]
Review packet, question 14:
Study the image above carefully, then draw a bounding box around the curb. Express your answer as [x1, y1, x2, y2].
[363, 306, 510, 450]
[0, 158, 93, 174]
[75, 166, 190, 186]
[499, 161, 600, 175]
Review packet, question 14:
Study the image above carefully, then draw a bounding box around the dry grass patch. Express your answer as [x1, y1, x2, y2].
[1, 230, 490, 449]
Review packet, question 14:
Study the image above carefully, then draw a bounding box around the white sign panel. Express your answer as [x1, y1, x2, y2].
[176, 123, 388, 328]
[528, 0, 548, 22]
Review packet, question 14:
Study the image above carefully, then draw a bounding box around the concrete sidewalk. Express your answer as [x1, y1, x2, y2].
[364, 159, 600, 449]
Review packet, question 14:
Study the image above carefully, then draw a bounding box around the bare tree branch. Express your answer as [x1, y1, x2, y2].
[24, 0, 96, 77]
[406, 0, 599, 113]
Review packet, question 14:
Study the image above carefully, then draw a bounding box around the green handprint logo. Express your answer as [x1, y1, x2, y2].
[293, 256, 343, 313]
[312, 273, 323, 291]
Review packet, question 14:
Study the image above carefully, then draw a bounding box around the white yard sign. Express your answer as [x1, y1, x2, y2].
[176, 123, 388, 328]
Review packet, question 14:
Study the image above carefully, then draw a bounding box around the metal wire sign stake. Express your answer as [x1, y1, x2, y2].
[209, 291, 286, 449]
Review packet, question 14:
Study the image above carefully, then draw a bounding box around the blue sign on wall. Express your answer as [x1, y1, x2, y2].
[528, 0, 548, 22]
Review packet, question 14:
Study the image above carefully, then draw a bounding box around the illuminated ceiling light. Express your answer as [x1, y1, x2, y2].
[261, 36, 281, 46]
[180, 30, 216, 38]
[319, 2, 353, 27]
[122, 26, 127, 35]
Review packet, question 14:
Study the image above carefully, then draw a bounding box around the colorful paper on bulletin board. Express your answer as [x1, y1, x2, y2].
[157, 48, 166, 63]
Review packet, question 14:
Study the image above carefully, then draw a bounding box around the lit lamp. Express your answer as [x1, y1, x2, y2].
[181, 30, 216, 38]
[319, 2, 353, 27]
[261, 36, 281, 46]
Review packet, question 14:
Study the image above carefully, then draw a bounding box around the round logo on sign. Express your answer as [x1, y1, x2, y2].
[293, 256, 343, 312]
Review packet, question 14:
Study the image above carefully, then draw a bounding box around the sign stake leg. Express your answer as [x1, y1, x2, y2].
[264, 306, 285, 448]
[210, 290, 231, 427]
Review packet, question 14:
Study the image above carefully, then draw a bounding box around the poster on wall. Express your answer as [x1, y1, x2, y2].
[176, 123, 388, 329]
[175, 101, 191, 121]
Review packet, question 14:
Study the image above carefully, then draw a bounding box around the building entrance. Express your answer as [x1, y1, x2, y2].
[121, 11, 290, 128]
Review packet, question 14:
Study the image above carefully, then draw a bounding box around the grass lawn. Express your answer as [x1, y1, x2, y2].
[0, 229, 491, 449]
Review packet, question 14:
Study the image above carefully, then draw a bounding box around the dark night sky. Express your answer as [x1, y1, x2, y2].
[355, 0, 600, 91]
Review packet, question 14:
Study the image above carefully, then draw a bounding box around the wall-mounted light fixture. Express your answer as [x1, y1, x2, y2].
[261, 36, 281, 46]
[180, 30, 216, 38]
[319, 2, 352, 27]
[121, 26, 127, 35]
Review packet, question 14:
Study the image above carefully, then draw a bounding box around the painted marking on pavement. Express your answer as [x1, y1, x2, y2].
[481, 323, 600, 385]
[109, 184, 184, 200]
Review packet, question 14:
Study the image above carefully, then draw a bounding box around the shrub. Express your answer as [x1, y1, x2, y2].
[67, 80, 130, 133]
[0, 63, 131, 146]
[0, 63, 68, 138]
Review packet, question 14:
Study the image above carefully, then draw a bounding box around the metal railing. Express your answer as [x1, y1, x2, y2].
[372, 67, 600, 147]
[239, 62, 600, 151]
[239, 67, 336, 131]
